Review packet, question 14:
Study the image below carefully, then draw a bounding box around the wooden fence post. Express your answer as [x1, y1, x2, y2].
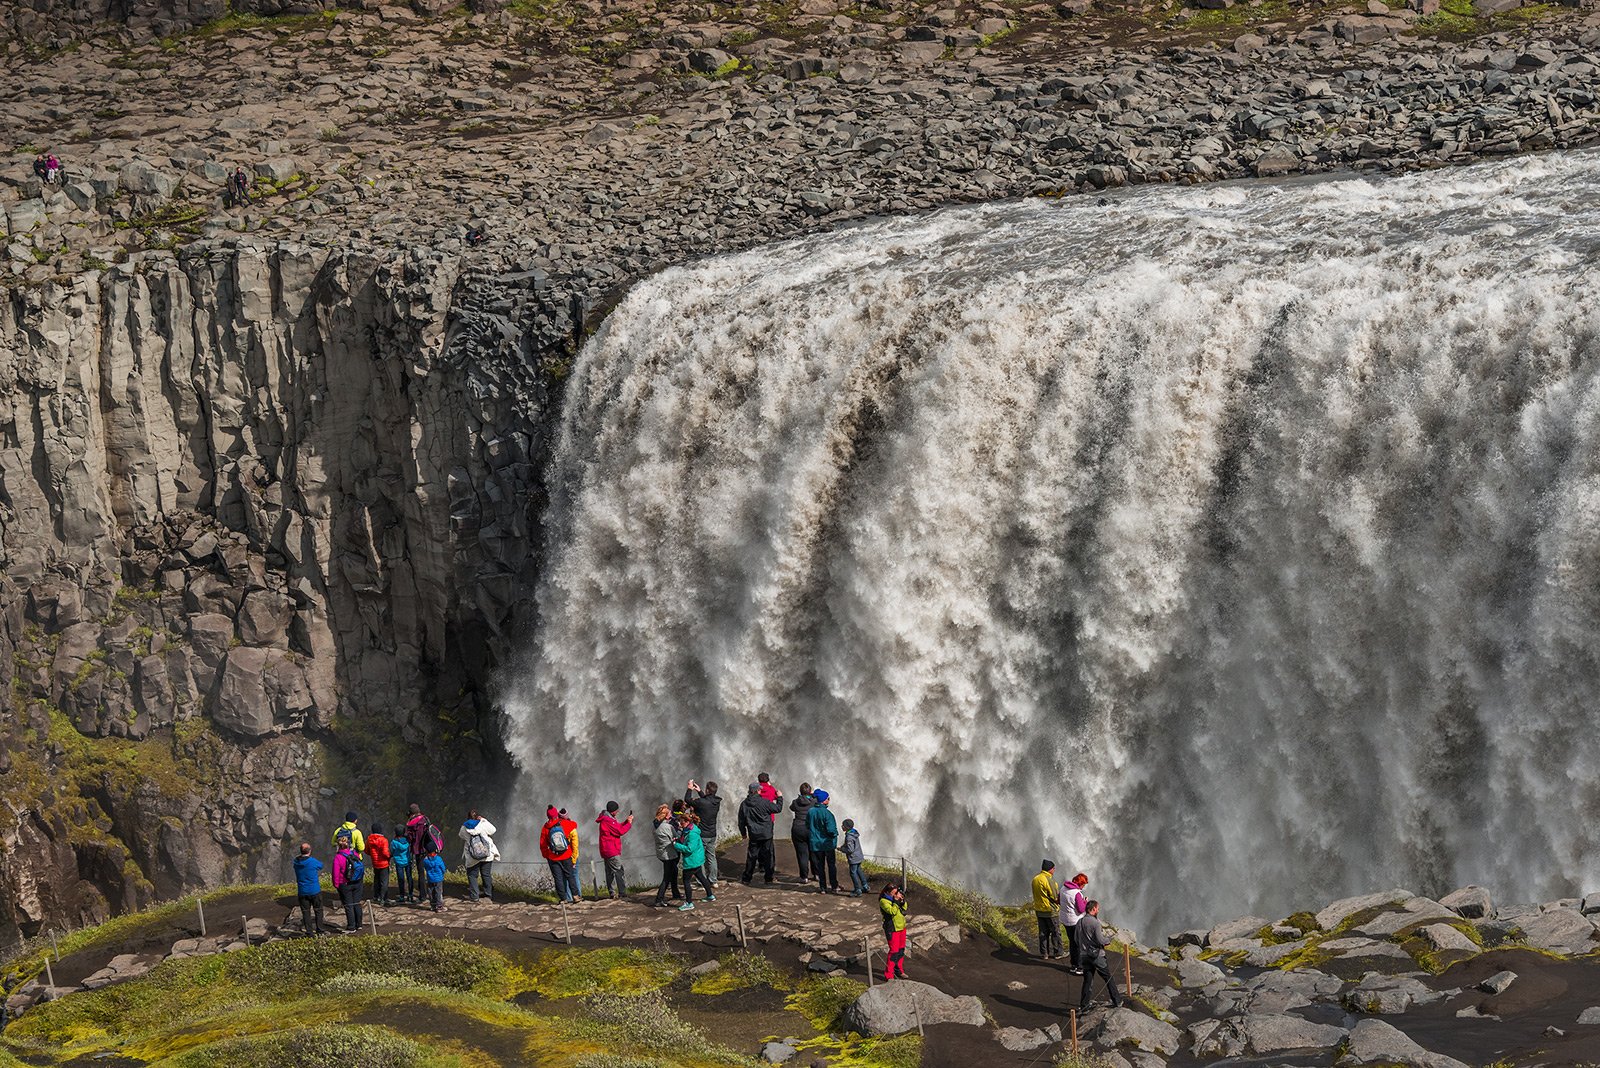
[196, 898, 207, 937]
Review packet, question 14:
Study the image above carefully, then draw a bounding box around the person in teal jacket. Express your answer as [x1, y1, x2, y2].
[807, 789, 840, 893]
[673, 812, 715, 912]
[389, 830, 413, 904]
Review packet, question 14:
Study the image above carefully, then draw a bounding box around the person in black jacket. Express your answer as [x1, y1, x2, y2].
[789, 784, 816, 883]
[737, 782, 782, 883]
[685, 780, 721, 887]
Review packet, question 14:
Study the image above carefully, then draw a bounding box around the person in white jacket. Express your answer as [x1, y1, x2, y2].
[459, 810, 500, 903]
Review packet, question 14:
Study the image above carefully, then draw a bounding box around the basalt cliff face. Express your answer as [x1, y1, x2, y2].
[0, 245, 575, 939]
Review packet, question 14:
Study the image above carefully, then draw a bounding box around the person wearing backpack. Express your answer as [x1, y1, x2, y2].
[459, 809, 500, 903]
[389, 825, 413, 904]
[332, 837, 366, 932]
[596, 801, 633, 899]
[293, 843, 327, 937]
[332, 811, 365, 854]
[366, 823, 392, 908]
[406, 804, 443, 902]
[1061, 872, 1089, 974]
[807, 789, 840, 893]
[540, 805, 580, 904]
[840, 819, 868, 896]
[422, 850, 447, 912]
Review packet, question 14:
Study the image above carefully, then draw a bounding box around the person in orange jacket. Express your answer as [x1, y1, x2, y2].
[540, 806, 581, 903]
[366, 823, 393, 907]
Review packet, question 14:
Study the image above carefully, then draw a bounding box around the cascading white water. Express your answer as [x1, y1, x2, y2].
[503, 152, 1600, 935]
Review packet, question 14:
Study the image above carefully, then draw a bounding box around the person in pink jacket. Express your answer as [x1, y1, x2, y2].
[595, 801, 634, 899]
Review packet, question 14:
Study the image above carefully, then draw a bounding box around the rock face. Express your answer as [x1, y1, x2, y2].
[0, 246, 573, 937]
[842, 981, 987, 1035]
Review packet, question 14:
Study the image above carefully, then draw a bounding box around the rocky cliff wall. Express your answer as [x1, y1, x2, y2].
[6, 1, 338, 44]
[0, 243, 574, 940]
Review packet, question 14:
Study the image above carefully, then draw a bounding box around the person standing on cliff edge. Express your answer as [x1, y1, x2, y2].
[1033, 860, 1062, 959]
[1076, 900, 1122, 1010]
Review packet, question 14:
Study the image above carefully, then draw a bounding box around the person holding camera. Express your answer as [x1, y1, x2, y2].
[595, 801, 633, 899]
[685, 780, 721, 887]
[879, 882, 909, 980]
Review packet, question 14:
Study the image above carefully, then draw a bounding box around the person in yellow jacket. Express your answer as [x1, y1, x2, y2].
[879, 884, 908, 981]
[1032, 859, 1063, 959]
[332, 811, 366, 854]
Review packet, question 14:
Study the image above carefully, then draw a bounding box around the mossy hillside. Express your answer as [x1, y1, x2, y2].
[516, 946, 686, 998]
[162, 1022, 466, 1068]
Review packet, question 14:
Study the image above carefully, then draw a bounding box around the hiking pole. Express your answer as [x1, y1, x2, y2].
[735, 905, 747, 949]
[196, 898, 207, 937]
[864, 937, 873, 987]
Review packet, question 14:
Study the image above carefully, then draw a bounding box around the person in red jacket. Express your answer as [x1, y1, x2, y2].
[366, 823, 393, 907]
[541, 806, 581, 904]
[595, 801, 633, 899]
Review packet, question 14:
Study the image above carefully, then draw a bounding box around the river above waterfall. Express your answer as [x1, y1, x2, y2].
[504, 152, 1600, 935]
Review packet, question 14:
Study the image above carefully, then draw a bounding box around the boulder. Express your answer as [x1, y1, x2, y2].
[1195, 1013, 1346, 1057]
[1516, 908, 1597, 954]
[761, 1041, 798, 1063]
[1417, 923, 1477, 953]
[7, 199, 47, 233]
[1206, 916, 1268, 946]
[1349, 897, 1456, 938]
[238, 590, 294, 646]
[1581, 891, 1600, 916]
[1336, 1019, 1470, 1068]
[841, 981, 986, 1036]
[118, 160, 176, 198]
[1579, 1007, 1600, 1025]
[1440, 886, 1492, 920]
[1479, 970, 1516, 994]
[1089, 1007, 1181, 1056]
[1344, 975, 1444, 1015]
[1174, 957, 1226, 988]
[997, 1026, 1051, 1051]
[1317, 891, 1414, 932]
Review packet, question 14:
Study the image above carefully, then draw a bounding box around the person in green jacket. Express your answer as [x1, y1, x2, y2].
[880, 883, 908, 981]
[807, 789, 840, 893]
[673, 812, 716, 912]
[332, 811, 366, 854]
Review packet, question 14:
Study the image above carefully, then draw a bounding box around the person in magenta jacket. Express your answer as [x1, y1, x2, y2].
[332, 841, 364, 932]
[595, 801, 633, 899]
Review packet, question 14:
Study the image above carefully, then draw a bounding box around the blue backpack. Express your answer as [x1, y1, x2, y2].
[341, 848, 365, 885]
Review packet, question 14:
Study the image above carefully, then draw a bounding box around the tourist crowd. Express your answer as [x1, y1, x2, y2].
[289, 773, 1116, 999]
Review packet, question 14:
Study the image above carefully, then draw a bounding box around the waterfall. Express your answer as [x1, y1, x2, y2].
[503, 152, 1600, 935]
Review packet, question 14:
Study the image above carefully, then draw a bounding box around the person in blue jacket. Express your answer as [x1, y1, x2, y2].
[807, 790, 841, 893]
[293, 843, 326, 936]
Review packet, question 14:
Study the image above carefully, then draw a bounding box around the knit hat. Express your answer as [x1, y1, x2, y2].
[1042, 859, 1055, 871]
[748, 783, 761, 794]
[547, 805, 559, 818]
[606, 800, 619, 813]
[345, 810, 358, 822]
[812, 789, 829, 804]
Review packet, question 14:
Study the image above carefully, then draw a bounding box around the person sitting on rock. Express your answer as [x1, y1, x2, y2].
[44, 155, 61, 184]
[1076, 899, 1122, 1011]
[880, 883, 909, 981]
[32, 155, 48, 183]
[1033, 859, 1062, 960]
[465, 225, 487, 246]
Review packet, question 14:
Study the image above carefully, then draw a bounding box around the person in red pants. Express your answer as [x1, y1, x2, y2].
[880, 883, 909, 980]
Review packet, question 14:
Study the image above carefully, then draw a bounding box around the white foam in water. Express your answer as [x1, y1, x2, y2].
[502, 153, 1600, 934]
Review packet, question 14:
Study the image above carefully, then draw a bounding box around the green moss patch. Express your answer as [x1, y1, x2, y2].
[516, 946, 686, 999]
[690, 951, 789, 996]
[786, 975, 866, 1032]
[162, 1022, 463, 1068]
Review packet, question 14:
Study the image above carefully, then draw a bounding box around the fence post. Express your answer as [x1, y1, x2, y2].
[197, 898, 207, 937]
[242, 916, 250, 948]
[735, 904, 747, 949]
[561, 902, 572, 945]
[43, 956, 56, 1000]
[590, 860, 598, 900]
[900, 857, 907, 892]
[1070, 1008, 1078, 1054]
[49, 929, 58, 963]
[913, 995, 924, 1036]
[370, 904, 378, 936]
[1124, 944, 1131, 995]
[864, 937, 873, 987]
